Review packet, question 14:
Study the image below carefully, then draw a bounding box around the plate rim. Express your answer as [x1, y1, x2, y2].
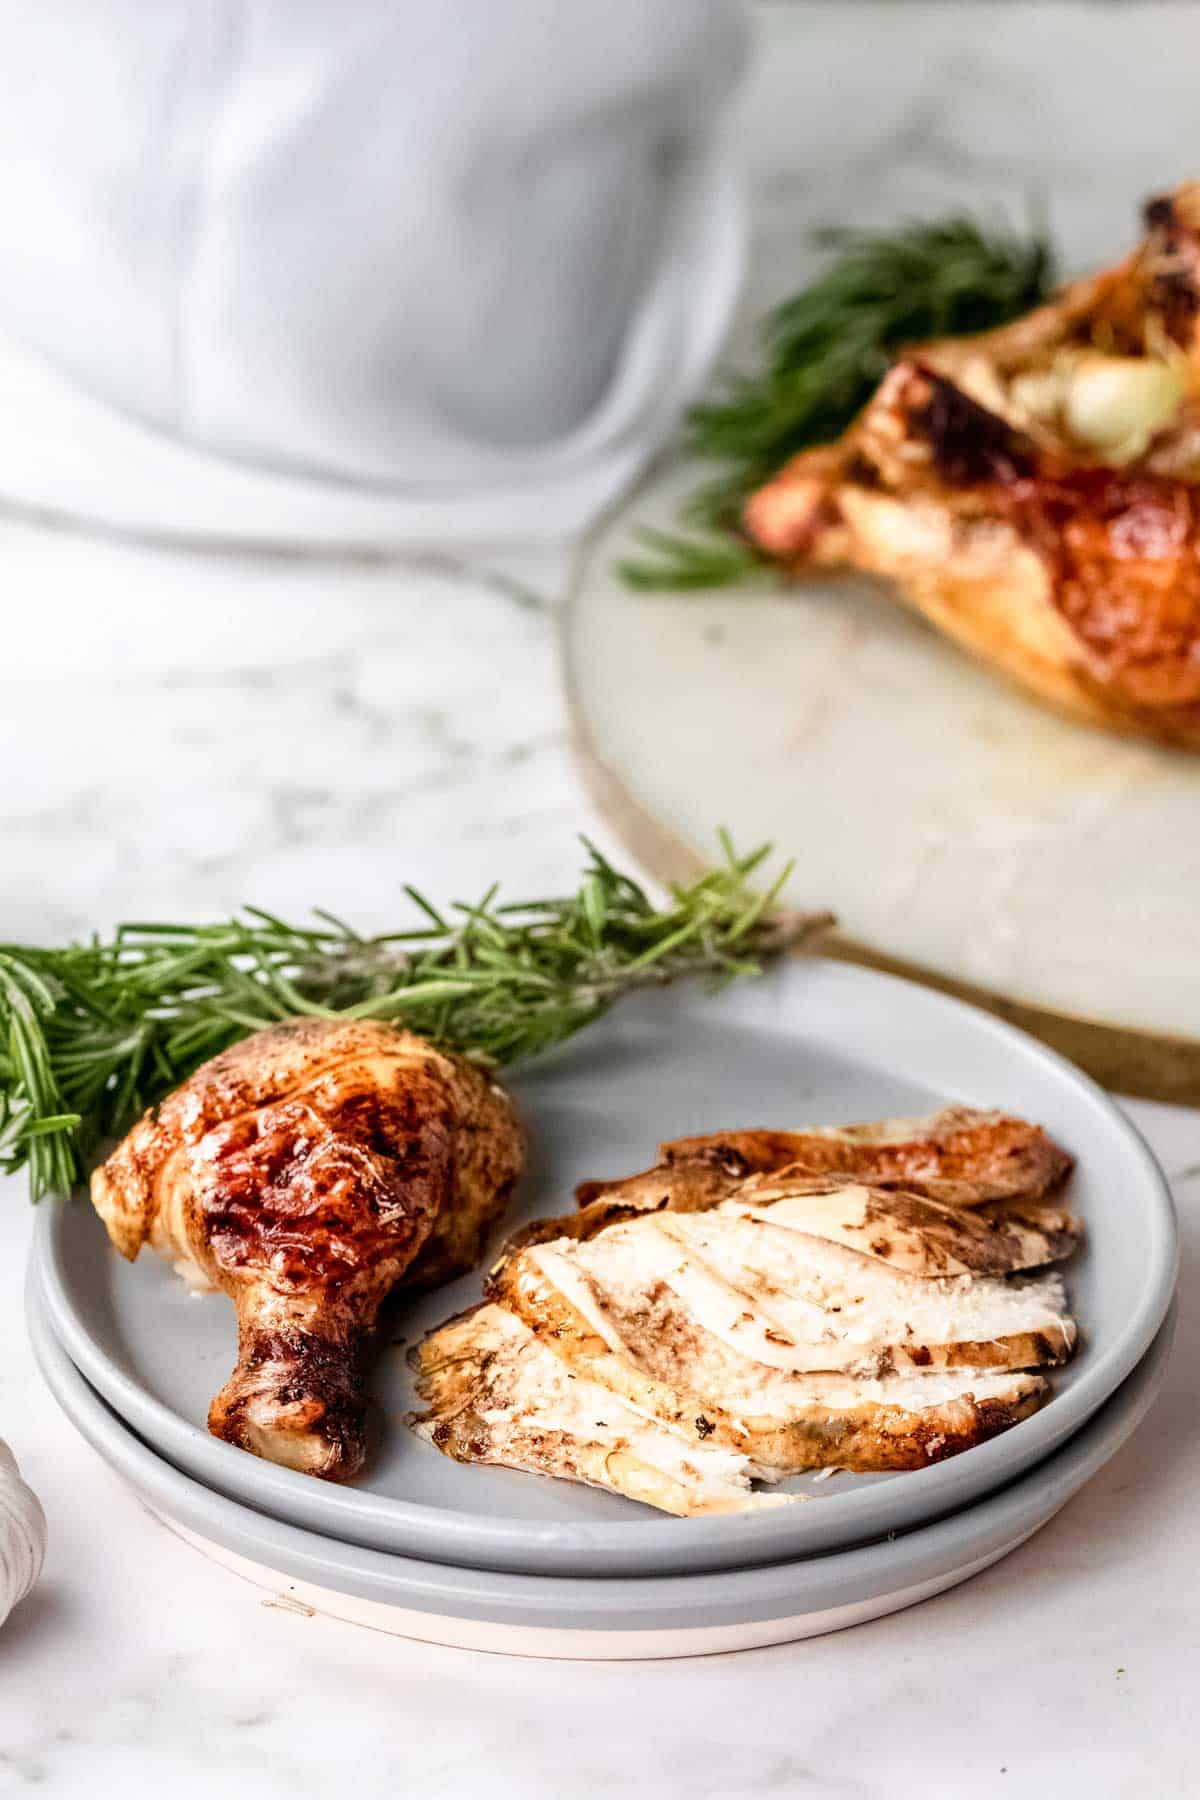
[27, 1271, 1177, 1631]
[33, 955, 1179, 1578]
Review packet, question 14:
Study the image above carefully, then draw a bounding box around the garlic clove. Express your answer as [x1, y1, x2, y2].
[0, 1441, 47, 1628]
[1062, 352, 1186, 463]
[1009, 365, 1070, 426]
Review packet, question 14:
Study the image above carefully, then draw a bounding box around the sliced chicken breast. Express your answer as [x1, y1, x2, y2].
[493, 1211, 1075, 1380]
[414, 1299, 1046, 1492]
[410, 1304, 791, 1517]
[415, 1110, 1079, 1511]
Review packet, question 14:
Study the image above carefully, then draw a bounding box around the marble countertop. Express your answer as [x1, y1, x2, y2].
[2, 5, 1198, 1795]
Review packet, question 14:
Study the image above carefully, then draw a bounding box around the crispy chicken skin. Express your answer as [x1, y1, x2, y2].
[649, 1106, 1073, 1205]
[745, 185, 1200, 747]
[552, 1105, 1072, 1233]
[91, 1019, 523, 1480]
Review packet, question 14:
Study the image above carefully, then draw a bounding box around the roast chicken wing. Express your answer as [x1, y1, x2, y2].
[746, 184, 1200, 747]
[91, 1019, 523, 1480]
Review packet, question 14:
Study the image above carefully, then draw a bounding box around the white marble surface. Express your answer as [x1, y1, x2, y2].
[2, 5, 1199, 1794]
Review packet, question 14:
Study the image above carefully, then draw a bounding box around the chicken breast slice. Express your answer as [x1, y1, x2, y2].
[414, 1297, 1047, 1493]
[716, 1181, 1081, 1279]
[496, 1212, 1075, 1382]
[410, 1305, 792, 1516]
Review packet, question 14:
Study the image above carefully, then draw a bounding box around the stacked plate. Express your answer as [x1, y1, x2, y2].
[29, 960, 1179, 1659]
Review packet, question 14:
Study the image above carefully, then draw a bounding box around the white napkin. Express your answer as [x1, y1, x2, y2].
[0, 0, 748, 548]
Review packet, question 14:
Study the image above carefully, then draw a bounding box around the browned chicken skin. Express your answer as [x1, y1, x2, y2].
[496, 1105, 1072, 1267]
[91, 1019, 523, 1480]
[647, 1106, 1073, 1205]
[578, 1103, 1069, 1211]
[746, 185, 1200, 747]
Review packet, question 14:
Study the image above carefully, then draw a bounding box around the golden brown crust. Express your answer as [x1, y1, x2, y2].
[659, 1106, 1073, 1205]
[565, 1105, 1072, 1221]
[744, 183, 1200, 747]
[93, 1019, 523, 1291]
[90, 1019, 524, 1481]
[493, 1108, 1073, 1279]
[91, 1019, 437, 1261]
[180, 1056, 457, 1295]
[502, 1146, 747, 1263]
[792, 1382, 1045, 1472]
[402, 1064, 527, 1292]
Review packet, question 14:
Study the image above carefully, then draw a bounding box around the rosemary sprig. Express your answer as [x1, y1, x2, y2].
[616, 527, 765, 593]
[620, 214, 1055, 590]
[0, 837, 829, 1201]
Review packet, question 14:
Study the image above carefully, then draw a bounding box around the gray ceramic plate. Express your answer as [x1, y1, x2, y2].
[28, 1277, 1177, 1656]
[33, 960, 1178, 1578]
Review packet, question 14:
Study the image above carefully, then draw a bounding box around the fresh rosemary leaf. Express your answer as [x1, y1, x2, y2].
[0, 839, 830, 1200]
[616, 526, 767, 592]
[618, 213, 1055, 589]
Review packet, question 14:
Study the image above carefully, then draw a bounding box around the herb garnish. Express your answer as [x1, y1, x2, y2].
[619, 215, 1054, 590]
[0, 837, 828, 1200]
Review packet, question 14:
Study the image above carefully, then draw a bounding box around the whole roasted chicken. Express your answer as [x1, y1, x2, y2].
[91, 1019, 523, 1480]
[746, 185, 1200, 748]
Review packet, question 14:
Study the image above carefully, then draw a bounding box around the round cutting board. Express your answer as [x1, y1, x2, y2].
[566, 459, 1200, 1102]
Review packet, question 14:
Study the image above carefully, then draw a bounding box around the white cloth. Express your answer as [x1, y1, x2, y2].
[0, 0, 748, 548]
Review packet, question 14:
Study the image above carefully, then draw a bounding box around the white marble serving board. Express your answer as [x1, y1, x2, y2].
[567, 457, 1200, 1047]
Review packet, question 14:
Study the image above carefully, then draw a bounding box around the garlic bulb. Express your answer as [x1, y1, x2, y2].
[0, 1442, 46, 1627]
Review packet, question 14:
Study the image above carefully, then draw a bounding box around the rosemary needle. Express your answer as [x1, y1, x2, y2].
[0, 838, 830, 1201]
[620, 214, 1054, 590]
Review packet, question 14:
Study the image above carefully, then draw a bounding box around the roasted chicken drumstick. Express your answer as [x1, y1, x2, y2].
[91, 1019, 523, 1480]
[746, 184, 1200, 748]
